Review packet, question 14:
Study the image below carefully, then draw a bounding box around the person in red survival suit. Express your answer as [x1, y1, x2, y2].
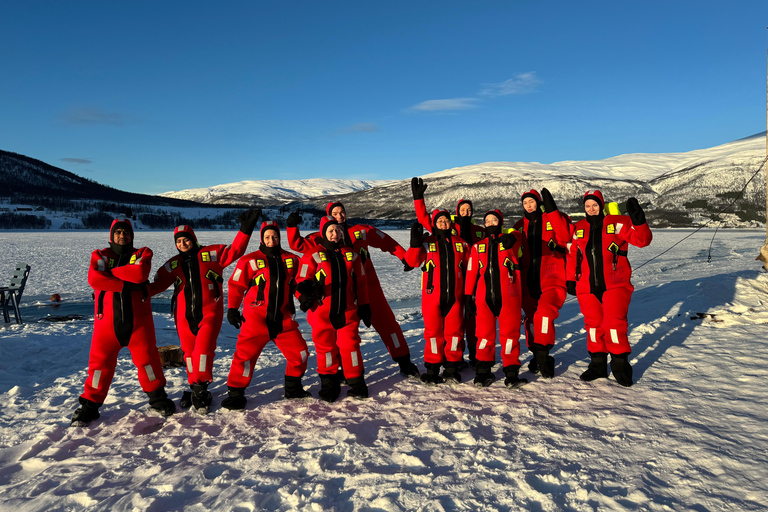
[221, 221, 311, 410]
[411, 177, 485, 369]
[71, 218, 175, 425]
[464, 210, 529, 388]
[513, 188, 572, 379]
[296, 217, 372, 402]
[567, 190, 652, 387]
[149, 208, 260, 413]
[285, 202, 420, 378]
[405, 210, 470, 385]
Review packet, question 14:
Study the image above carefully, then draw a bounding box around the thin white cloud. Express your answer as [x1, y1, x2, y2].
[409, 98, 479, 112]
[60, 158, 92, 164]
[60, 107, 131, 126]
[479, 72, 541, 97]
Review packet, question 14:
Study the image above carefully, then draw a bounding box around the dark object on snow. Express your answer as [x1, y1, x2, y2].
[70, 396, 102, 425]
[158, 345, 185, 368]
[222, 386, 247, 410]
[1, 262, 31, 324]
[43, 314, 86, 322]
[580, 352, 609, 381]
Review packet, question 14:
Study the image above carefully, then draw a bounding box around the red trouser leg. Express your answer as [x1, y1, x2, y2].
[522, 294, 538, 349]
[274, 328, 310, 377]
[178, 313, 221, 385]
[367, 283, 411, 359]
[601, 288, 633, 354]
[81, 320, 121, 404]
[443, 300, 465, 362]
[335, 311, 364, 379]
[226, 317, 270, 388]
[498, 297, 523, 367]
[127, 321, 167, 394]
[531, 287, 566, 347]
[474, 300, 498, 363]
[578, 293, 606, 353]
[309, 311, 342, 376]
[422, 297, 446, 365]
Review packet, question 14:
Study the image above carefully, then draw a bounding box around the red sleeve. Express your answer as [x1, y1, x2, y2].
[359, 225, 407, 260]
[111, 247, 152, 284]
[414, 198, 431, 231]
[297, 251, 318, 287]
[287, 226, 320, 254]
[354, 254, 369, 305]
[566, 225, 581, 282]
[217, 230, 252, 267]
[619, 219, 652, 248]
[87, 249, 124, 292]
[405, 245, 427, 268]
[227, 256, 253, 310]
[465, 244, 480, 296]
[149, 257, 176, 296]
[545, 211, 573, 246]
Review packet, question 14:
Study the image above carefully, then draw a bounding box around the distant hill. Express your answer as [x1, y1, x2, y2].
[0, 149, 204, 208]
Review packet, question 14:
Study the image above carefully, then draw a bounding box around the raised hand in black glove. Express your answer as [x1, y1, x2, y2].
[286, 210, 303, 228]
[358, 303, 372, 327]
[411, 177, 427, 200]
[566, 281, 577, 296]
[541, 188, 558, 214]
[227, 308, 244, 329]
[239, 208, 261, 235]
[625, 197, 646, 226]
[499, 233, 515, 248]
[401, 258, 415, 272]
[410, 222, 428, 248]
[464, 295, 476, 315]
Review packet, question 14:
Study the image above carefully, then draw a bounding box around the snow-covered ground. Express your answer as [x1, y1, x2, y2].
[1, 229, 767, 511]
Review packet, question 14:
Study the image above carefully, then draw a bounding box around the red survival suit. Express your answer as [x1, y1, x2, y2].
[297, 216, 371, 401]
[567, 191, 652, 358]
[464, 210, 527, 386]
[287, 202, 418, 376]
[405, 210, 470, 383]
[513, 190, 572, 377]
[223, 222, 310, 407]
[150, 225, 251, 386]
[81, 219, 168, 408]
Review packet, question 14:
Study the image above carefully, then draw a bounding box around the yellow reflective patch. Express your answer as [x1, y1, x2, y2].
[478, 260, 484, 269]
[455, 243, 463, 253]
[201, 252, 210, 262]
[608, 242, 620, 253]
[129, 254, 137, 264]
[315, 269, 327, 281]
[503, 257, 511, 267]
[428, 243, 436, 253]
[257, 259, 266, 269]
[285, 258, 294, 269]
[254, 274, 265, 285]
[475, 231, 482, 238]
[171, 260, 178, 270]
[546, 222, 553, 231]
[607, 224, 615, 234]
[109, 258, 115, 268]
[499, 243, 505, 251]
[478, 244, 486, 253]
[354, 231, 362, 239]
[576, 230, 585, 238]
[319, 252, 327, 262]
[174, 276, 183, 287]
[346, 251, 353, 261]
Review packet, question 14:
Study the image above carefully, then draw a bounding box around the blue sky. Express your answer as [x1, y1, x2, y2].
[1, 1, 766, 194]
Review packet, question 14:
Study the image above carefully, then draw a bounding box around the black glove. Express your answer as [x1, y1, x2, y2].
[464, 295, 476, 315]
[227, 308, 243, 329]
[401, 258, 414, 272]
[411, 177, 427, 200]
[297, 280, 315, 297]
[566, 281, 577, 296]
[499, 233, 515, 248]
[298, 294, 316, 312]
[286, 210, 303, 228]
[410, 222, 427, 248]
[625, 197, 646, 225]
[238, 208, 261, 235]
[541, 188, 558, 214]
[358, 303, 372, 327]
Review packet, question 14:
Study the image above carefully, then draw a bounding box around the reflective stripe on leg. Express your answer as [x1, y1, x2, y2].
[144, 365, 156, 382]
[351, 352, 359, 367]
[242, 360, 250, 378]
[391, 333, 401, 349]
[430, 338, 438, 354]
[450, 337, 460, 352]
[478, 339, 488, 350]
[610, 329, 620, 344]
[541, 316, 549, 334]
[186, 357, 193, 373]
[199, 354, 207, 372]
[505, 339, 514, 355]
[92, 370, 102, 389]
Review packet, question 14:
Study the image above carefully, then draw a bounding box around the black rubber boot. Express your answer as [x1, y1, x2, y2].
[503, 365, 529, 388]
[191, 382, 213, 414]
[394, 355, 421, 378]
[179, 390, 193, 409]
[420, 362, 445, 385]
[610, 353, 634, 387]
[473, 360, 496, 387]
[527, 357, 539, 375]
[70, 396, 102, 425]
[532, 343, 555, 379]
[580, 352, 609, 381]
[147, 388, 176, 417]
[346, 376, 369, 399]
[318, 373, 342, 403]
[285, 375, 312, 399]
[441, 361, 462, 383]
[221, 386, 247, 410]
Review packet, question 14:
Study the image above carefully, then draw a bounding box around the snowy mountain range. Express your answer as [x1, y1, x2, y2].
[159, 133, 768, 228]
[160, 179, 393, 205]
